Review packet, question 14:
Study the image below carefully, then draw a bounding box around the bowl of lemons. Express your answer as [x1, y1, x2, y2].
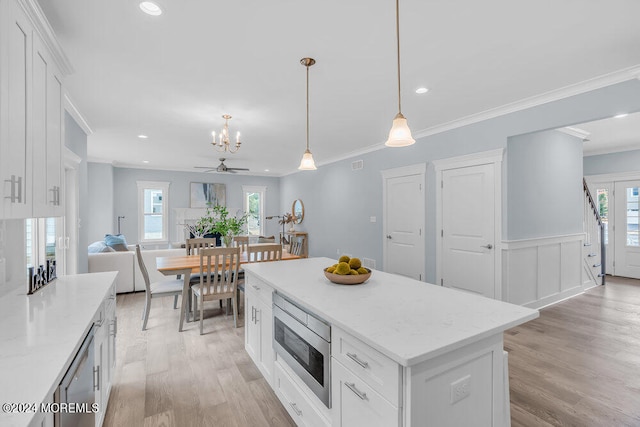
[324, 256, 372, 285]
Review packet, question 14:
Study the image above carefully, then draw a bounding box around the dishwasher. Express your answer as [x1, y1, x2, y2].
[54, 324, 97, 427]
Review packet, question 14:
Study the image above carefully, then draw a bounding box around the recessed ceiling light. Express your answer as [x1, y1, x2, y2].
[142, 160, 149, 164]
[138, 134, 148, 139]
[614, 113, 628, 119]
[415, 87, 429, 94]
[264, 169, 270, 172]
[139, 1, 162, 16]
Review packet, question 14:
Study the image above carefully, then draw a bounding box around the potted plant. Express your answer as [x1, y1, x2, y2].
[207, 205, 248, 247]
[279, 213, 297, 232]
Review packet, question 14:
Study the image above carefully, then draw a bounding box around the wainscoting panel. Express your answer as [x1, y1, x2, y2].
[502, 234, 584, 308]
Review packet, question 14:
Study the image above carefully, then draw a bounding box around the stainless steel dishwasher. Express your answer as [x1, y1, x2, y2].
[55, 324, 97, 427]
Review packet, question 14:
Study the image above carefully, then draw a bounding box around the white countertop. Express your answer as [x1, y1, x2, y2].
[243, 257, 538, 367]
[0, 272, 117, 427]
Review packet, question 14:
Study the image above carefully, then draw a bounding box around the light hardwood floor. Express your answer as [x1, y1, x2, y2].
[104, 277, 640, 427]
[102, 293, 295, 427]
[505, 276, 640, 426]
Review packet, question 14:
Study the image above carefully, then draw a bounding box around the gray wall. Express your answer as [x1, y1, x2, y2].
[584, 148, 640, 176]
[507, 130, 583, 240]
[281, 79, 640, 283]
[109, 168, 281, 244]
[65, 112, 89, 273]
[87, 162, 115, 243]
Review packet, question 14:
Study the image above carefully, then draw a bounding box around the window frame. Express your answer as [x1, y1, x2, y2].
[137, 181, 170, 244]
[242, 185, 266, 236]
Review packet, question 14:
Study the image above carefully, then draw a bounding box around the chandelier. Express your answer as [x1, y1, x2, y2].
[211, 114, 241, 154]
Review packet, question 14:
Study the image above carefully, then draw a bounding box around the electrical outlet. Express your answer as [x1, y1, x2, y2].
[370, 216, 376, 223]
[336, 249, 340, 255]
[450, 375, 471, 404]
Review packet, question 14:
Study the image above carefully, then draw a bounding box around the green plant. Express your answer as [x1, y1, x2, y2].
[201, 205, 248, 241]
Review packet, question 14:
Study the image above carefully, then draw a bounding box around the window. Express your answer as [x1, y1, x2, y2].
[137, 181, 170, 243]
[596, 188, 609, 245]
[26, 218, 58, 270]
[243, 186, 266, 236]
[626, 187, 639, 247]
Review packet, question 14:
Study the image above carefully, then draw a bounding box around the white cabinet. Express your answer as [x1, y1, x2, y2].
[244, 275, 274, 383]
[1, 0, 32, 219]
[274, 361, 331, 427]
[32, 33, 63, 217]
[0, 0, 65, 219]
[332, 360, 400, 427]
[331, 326, 401, 427]
[94, 284, 116, 427]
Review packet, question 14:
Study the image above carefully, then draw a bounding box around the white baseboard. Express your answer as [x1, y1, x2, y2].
[522, 286, 584, 310]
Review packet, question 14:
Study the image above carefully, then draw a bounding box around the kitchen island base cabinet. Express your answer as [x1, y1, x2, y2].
[274, 361, 331, 427]
[406, 334, 506, 427]
[244, 277, 275, 385]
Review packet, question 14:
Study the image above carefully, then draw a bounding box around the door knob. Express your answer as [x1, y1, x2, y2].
[481, 244, 493, 250]
[386, 235, 392, 239]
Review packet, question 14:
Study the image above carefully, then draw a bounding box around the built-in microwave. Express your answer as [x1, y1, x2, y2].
[272, 292, 331, 408]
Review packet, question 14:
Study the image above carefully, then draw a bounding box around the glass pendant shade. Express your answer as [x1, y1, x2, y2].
[385, 112, 415, 147]
[298, 149, 317, 170]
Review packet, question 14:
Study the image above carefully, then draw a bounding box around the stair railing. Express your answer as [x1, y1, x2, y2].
[583, 178, 606, 285]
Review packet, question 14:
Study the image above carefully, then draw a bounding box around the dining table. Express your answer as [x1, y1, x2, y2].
[156, 245, 301, 332]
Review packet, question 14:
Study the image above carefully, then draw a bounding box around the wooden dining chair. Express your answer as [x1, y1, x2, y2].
[192, 247, 241, 334]
[233, 235, 249, 252]
[247, 243, 283, 262]
[289, 235, 305, 257]
[136, 245, 184, 331]
[185, 237, 218, 255]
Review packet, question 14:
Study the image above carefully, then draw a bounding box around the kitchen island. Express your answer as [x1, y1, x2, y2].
[242, 257, 538, 427]
[0, 272, 117, 427]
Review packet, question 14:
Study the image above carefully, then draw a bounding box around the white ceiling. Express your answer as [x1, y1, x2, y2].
[37, 0, 640, 175]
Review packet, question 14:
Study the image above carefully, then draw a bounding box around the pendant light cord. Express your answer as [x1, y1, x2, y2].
[396, 0, 402, 114]
[306, 64, 310, 150]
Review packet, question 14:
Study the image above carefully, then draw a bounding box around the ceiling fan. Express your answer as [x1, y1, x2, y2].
[194, 158, 249, 173]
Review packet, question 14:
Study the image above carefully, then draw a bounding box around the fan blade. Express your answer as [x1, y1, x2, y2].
[194, 166, 214, 169]
[226, 167, 250, 171]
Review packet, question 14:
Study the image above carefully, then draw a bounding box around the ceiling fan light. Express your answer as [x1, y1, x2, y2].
[385, 113, 415, 147]
[298, 149, 317, 170]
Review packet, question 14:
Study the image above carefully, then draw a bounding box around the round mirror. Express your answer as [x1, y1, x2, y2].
[292, 199, 304, 224]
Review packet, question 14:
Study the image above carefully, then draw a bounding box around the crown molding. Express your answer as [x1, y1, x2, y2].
[64, 93, 93, 135]
[20, 0, 74, 75]
[413, 64, 640, 140]
[558, 126, 590, 140]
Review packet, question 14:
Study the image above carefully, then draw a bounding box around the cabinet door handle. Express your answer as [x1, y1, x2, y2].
[345, 382, 368, 401]
[252, 285, 261, 291]
[255, 308, 260, 324]
[5, 176, 16, 202]
[16, 176, 22, 203]
[93, 366, 100, 391]
[251, 306, 255, 323]
[346, 352, 369, 369]
[289, 402, 302, 416]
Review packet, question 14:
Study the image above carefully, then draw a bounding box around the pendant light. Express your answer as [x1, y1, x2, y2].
[298, 57, 317, 170]
[385, 0, 415, 147]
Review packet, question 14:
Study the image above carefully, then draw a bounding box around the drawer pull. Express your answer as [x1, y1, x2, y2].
[289, 402, 302, 416]
[346, 352, 369, 369]
[252, 285, 261, 291]
[345, 382, 368, 401]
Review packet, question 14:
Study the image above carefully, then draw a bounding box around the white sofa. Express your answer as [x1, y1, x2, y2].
[88, 246, 185, 293]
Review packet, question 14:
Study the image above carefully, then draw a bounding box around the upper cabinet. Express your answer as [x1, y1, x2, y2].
[0, 0, 71, 219]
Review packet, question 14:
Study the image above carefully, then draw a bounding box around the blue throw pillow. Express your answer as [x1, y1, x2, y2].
[88, 241, 107, 253]
[104, 234, 129, 251]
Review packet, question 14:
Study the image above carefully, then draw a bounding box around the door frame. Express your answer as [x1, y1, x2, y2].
[434, 149, 504, 298]
[587, 171, 640, 277]
[63, 147, 82, 275]
[381, 163, 426, 280]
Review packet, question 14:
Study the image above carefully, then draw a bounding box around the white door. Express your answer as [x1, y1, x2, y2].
[614, 180, 640, 279]
[442, 164, 496, 298]
[383, 165, 425, 281]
